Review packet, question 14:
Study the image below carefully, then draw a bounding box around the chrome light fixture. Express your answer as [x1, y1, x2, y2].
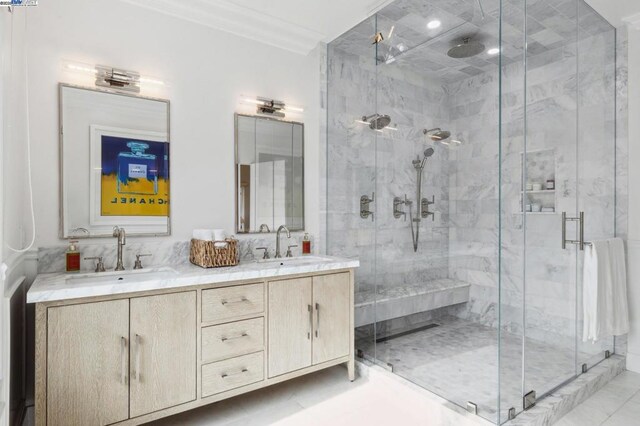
[239, 96, 304, 118]
[95, 65, 140, 93]
[62, 60, 167, 93]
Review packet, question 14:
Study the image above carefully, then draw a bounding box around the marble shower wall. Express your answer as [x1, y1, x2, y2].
[37, 233, 312, 274]
[326, 41, 452, 298]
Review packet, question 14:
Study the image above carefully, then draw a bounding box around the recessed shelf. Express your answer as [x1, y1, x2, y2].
[521, 190, 555, 194]
[516, 211, 557, 215]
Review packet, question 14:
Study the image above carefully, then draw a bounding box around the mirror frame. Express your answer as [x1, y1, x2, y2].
[234, 113, 305, 234]
[58, 83, 172, 239]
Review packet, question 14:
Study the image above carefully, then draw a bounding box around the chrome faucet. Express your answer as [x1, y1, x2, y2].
[275, 225, 291, 258]
[113, 226, 126, 271]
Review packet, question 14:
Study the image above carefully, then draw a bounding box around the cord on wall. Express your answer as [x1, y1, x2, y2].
[6, 9, 35, 253]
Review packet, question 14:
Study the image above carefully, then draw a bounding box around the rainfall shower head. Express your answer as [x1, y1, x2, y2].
[424, 128, 451, 141]
[447, 37, 485, 59]
[361, 114, 392, 130]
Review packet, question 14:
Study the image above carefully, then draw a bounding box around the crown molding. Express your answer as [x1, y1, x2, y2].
[623, 12, 640, 30]
[120, 0, 327, 55]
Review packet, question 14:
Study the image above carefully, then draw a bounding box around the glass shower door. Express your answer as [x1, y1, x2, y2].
[575, 2, 616, 371]
[522, 0, 580, 411]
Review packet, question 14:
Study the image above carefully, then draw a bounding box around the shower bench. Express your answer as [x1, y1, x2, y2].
[355, 278, 470, 327]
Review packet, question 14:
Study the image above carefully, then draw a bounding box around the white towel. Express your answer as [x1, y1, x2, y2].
[583, 240, 609, 342]
[582, 238, 629, 342]
[212, 229, 227, 248]
[608, 238, 629, 336]
[192, 229, 213, 241]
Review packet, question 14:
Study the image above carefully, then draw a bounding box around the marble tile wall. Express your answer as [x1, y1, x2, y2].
[326, 42, 452, 301]
[37, 233, 312, 274]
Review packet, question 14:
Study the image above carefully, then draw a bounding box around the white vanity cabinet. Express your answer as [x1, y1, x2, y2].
[34, 268, 355, 426]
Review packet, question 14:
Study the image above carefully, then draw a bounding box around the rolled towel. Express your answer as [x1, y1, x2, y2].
[212, 229, 227, 248]
[193, 229, 213, 241]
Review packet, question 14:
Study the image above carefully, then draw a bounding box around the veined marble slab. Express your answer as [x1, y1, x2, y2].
[355, 279, 470, 327]
[27, 256, 359, 304]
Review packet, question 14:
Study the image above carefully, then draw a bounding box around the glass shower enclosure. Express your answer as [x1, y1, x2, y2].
[325, 0, 617, 423]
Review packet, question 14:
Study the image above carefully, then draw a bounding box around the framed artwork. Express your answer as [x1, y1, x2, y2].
[89, 125, 169, 228]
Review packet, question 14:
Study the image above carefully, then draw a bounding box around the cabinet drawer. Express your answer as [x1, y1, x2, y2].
[202, 317, 264, 363]
[202, 283, 264, 322]
[202, 352, 264, 397]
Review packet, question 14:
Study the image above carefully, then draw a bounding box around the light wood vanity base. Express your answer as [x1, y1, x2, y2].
[34, 268, 355, 426]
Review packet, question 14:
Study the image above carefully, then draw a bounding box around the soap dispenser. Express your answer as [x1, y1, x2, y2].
[302, 233, 311, 255]
[66, 240, 81, 272]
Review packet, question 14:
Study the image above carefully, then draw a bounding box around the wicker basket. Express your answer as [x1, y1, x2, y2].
[189, 238, 239, 268]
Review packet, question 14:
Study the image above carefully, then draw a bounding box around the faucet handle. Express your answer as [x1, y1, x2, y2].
[84, 256, 106, 273]
[286, 245, 298, 258]
[255, 247, 270, 260]
[133, 254, 152, 270]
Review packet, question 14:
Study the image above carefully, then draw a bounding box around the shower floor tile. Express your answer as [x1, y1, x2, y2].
[357, 316, 590, 422]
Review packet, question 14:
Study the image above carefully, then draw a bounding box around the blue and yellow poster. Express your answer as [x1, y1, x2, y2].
[100, 135, 169, 216]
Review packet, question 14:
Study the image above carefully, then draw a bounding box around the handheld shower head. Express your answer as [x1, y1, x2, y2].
[424, 148, 435, 157]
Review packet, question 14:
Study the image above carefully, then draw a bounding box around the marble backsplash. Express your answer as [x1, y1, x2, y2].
[37, 232, 313, 274]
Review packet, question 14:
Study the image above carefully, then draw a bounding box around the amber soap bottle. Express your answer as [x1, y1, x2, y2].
[302, 233, 311, 255]
[66, 240, 81, 272]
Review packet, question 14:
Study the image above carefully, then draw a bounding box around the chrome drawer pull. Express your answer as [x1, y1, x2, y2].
[221, 368, 248, 378]
[133, 334, 142, 381]
[221, 297, 248, 305]
[221, 332, 249, 342]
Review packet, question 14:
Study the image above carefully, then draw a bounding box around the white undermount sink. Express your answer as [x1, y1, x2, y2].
[256, 255, 334, 266]
[65, 266, 179, 285]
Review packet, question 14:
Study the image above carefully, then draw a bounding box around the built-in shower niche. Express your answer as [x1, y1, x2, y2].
[519, 148, 557, 215]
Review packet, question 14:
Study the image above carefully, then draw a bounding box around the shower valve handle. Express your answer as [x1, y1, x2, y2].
[393, 196, 407, 221]
[360, 193, 375, 221]
[421, 196, 435, 221]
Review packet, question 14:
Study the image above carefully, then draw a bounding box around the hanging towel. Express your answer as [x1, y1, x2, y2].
[582, 238, 629, 342]
[608, 238, 629, 336]
[583, 240, 613, 342]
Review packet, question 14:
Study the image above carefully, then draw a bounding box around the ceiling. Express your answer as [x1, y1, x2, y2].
[120, 0, 395, 55]
[584, 0, 640, 27]
[120, 0, 640, 56]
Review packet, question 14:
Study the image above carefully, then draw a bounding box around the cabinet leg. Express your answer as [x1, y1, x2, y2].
[348, 358, 355, 382]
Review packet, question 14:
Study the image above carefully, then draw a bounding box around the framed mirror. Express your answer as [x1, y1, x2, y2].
[59, 84, 170, 238]
[235, 114, 304, 233]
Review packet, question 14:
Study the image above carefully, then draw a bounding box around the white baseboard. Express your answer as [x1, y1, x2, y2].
[626, 352, 640, 373]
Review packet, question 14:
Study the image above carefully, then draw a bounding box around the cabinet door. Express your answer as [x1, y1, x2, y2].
[47, 300, 129, 426]
[312, 273, 351, 365]
[268, 277, 312, 377]
[130, 291, 197, 418]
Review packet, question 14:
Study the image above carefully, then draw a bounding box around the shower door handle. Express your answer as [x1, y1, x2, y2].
[360, 193, 374, 221]
[561, 211, 585, 250]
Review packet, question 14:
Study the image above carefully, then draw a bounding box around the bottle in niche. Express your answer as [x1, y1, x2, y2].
[66, 240, 80, 272]
[117, 142, 158, 195]
[302, 233, 311, 255]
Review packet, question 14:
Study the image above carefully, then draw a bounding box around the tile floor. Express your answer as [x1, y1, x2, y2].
[556, 370, 640, 426]
[358, 316, 609, 422]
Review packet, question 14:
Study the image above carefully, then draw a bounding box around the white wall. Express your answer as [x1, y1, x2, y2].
[1, 6, 32, 426]
[26, 0, 321, 248]
[625, 25, 640, 372]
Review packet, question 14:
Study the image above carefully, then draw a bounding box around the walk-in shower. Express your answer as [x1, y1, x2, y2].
[326, 0, 618, 423]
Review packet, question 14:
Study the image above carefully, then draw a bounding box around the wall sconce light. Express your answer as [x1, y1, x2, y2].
[239, 96, 304, 118]
[62, 60, 167, 93]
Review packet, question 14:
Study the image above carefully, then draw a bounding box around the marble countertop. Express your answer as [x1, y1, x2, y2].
[27, 255, 359, 304]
